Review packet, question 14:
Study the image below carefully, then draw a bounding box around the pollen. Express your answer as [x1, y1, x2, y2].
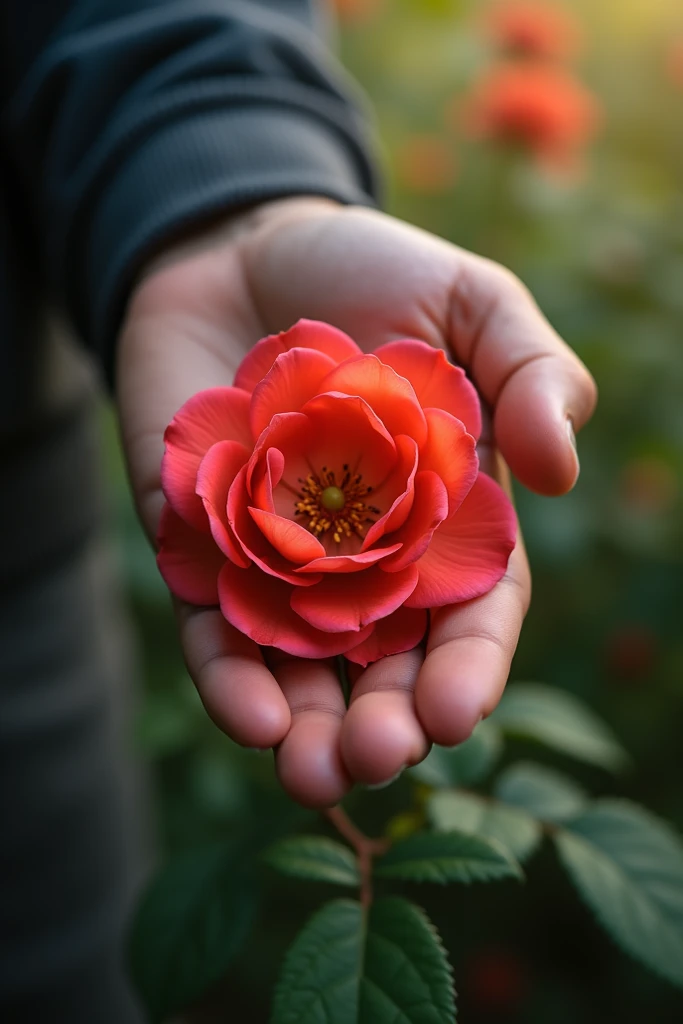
[294, 463, 380, 544]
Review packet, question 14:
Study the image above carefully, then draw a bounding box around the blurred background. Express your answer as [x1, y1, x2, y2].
[105, 1, 683, 1020]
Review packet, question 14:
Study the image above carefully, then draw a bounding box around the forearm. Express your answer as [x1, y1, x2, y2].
[2, 0, 379, 380]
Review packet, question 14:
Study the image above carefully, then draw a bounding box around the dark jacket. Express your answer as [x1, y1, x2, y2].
[0, 0, 377, 586]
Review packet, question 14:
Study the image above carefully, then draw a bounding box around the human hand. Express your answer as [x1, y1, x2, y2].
[117, 197, 596, 807]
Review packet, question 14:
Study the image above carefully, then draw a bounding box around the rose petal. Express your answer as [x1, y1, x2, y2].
[249, 347, 337, 438]
[290, 564, 419, 633]
[218, 561, 373, 658]
[418, 408, 479, 514]
[196, 440, 251, 565]
[228, 465, 321, 586]
[382, 471, 450, 571]
[234, 319, 362, 392]
[251, 447, 285, 514]
[162, 387, 252, 531]
[361, 435, 419, 550]
[248, 507, 326, 563]
[156, 504, 225, 605]
[344, 606, 428, 667]
[247, 412, 310, 496]
[296, 391, 397, 497]
[405, 472, 517, 608]
[318, 355, 428, 447]
[374, 339, 482, 439]
[296, 544, 403, 574]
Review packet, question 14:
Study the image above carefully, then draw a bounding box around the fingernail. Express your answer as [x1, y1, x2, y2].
[566, 416, 577, 452]
[365, 766, 406, 791]
[566, 416, 580, 478]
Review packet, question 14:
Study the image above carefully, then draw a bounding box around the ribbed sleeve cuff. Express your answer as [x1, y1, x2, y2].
[85, 106, 378, 385]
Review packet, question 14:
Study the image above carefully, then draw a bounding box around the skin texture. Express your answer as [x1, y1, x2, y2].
[117, 197, 597, 808]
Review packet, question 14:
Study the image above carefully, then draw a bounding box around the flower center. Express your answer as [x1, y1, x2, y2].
[320, 486, 346, 511]
[294, 464, 381, 544]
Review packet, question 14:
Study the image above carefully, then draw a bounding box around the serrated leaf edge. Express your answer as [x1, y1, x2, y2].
[375, 830, 524, 884]
[370, 897, 457, 1017]
[271, 897, 458, 1023]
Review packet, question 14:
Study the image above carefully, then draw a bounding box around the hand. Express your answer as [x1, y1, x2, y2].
[117, 197, 596, 807]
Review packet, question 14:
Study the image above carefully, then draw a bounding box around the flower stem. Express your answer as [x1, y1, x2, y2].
[324, 805, 390, 910]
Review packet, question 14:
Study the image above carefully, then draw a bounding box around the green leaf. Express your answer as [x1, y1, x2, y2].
[374, 829, 523, 884]
[428, 790, 541, 863]
[263, 836, 360, 887]
[271, 897, 456, 1023]
[271, 901, 362, 1024]
[409, 720, 502, 788]
[129, 842, 255, 1023]
[491, 682, 628, 772]
[494, 761, 587, 823]
[362, 899, 455, 1021]
[555, 800, 683, 988]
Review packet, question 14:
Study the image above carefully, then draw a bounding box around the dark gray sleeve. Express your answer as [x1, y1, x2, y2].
[1, 0, 380, 380]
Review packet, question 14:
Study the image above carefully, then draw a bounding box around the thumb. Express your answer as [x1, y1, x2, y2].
[450, 260, 597, 496]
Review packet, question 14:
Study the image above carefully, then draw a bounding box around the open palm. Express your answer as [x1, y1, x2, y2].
[116, 197, 596, 807]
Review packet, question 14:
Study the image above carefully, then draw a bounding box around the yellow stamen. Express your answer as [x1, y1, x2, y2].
[293, 464, 380, 544]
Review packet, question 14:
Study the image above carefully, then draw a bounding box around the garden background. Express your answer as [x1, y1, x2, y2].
[104, 1, 683, 1020]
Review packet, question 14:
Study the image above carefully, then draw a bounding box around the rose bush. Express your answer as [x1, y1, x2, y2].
[156, 320, 516, 665]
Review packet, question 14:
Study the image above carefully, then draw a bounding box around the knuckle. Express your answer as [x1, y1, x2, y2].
[487, 261, 529, 302]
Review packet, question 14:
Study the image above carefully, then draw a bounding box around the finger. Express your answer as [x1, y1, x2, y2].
[340, 648, 430, 786]
[415, 533, 531, 747]
[270, 653, 352, 809]
[450, 258, 597, 496]
[178, 603, 291, 748]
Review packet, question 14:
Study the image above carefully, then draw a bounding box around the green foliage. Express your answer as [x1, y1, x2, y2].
[555, 801, 683, 989]
[428, 790, 542, 863]
[494, 761, 588, 823]
[409, 720, 502, 788]
[128, 841, 256, 1023]
[271, 897, 455, 1024]
[492, 682, 629, 772]
[374, 829, 523, 884]
[264, 836, 361, 887]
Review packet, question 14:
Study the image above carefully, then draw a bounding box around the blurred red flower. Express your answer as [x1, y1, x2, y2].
[482, 1, 583, 61]
[459, 63, 601, 170]
[394, 134, 458, 194]
[666, 37, 683, 89]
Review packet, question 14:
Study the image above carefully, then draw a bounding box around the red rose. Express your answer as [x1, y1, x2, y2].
[157, 320, 516, 666]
